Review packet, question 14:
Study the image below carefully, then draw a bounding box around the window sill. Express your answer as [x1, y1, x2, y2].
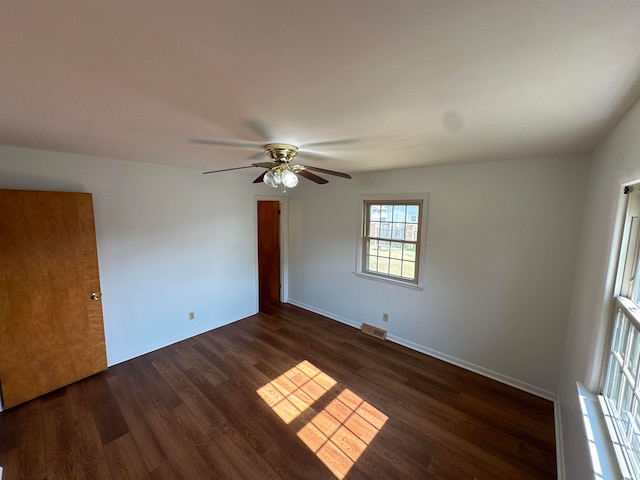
[576, 382, 625, 479]
[353, 271, 425, 291]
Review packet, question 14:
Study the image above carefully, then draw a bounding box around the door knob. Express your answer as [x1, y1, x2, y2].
[90, 292, 102, 300]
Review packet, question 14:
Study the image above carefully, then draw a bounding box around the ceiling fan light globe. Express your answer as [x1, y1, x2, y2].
[264, 170, 281, 188]
[281, 170, 299, 188]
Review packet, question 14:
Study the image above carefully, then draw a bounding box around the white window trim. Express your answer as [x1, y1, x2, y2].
[577, 382, 623, 480]
[354, 193, 429, 290]
[594, 186, 640, 479]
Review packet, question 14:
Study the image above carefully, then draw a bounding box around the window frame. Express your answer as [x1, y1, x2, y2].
[354, 193, 428, 290]
[600, 186, 640, 478]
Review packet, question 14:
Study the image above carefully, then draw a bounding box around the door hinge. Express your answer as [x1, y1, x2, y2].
[278, 209, 281, 214]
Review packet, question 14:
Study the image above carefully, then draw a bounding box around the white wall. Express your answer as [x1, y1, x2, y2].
[288, 155, 589, 394]
[558, 98, 640, 479]
[0, 145, 264, 365]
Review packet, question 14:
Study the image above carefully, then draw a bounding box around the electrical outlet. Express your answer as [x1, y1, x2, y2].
[382, 313, 389, 322]
[189, 311, 195, 320]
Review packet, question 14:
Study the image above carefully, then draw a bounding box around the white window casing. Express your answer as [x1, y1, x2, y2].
[355, 193, 429, 290]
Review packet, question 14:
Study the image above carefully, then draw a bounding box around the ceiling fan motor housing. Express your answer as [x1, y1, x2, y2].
[265, 143, 298, 164]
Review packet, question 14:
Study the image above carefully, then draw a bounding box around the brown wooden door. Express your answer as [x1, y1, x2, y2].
[0, 189, 107, 408]
[257, 201, 281, 314]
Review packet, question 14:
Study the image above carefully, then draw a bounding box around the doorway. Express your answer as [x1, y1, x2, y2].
[256, 198, 287, 314]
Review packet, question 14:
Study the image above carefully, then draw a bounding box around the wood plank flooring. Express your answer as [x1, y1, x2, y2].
[0, 303, 557, 479]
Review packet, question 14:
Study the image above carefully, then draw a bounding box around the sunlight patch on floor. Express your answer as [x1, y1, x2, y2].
[256, 360, 337, 423]
[257, 361, 388, 479]
[298, 389, 388, 479]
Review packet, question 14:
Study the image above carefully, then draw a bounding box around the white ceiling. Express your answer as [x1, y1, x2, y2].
[2, 1, 640, 175]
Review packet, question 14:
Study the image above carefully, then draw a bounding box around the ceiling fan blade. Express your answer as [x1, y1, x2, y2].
[253, 171, 267, 184]
[203, 165, 256, 174]
[252, 162, 276, 169]
[302, 165, 352, 179]
[296, 150, 334, 161]
[244, 119, 273, 142]
[302, 139, 359, 148]
[298, 170, 329, 184]
[191, 138, 261, 148]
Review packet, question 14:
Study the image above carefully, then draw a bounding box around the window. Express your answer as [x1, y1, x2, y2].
[601, 186, 640, 478]
[355, 194, 428, 288]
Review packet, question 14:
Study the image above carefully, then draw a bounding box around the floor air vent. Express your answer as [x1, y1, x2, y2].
[360, 323, 387, 340]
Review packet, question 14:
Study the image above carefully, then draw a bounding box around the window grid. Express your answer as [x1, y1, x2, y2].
[363, 201, 421, 283]
[603, 307, 640, 477]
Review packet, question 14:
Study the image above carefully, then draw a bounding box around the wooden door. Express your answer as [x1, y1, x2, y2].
[257, 201, 281, 314]
[0, 189, 107, 408]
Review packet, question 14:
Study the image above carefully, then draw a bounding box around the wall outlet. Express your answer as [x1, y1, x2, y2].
[189, 311, 195, 320]
[382, 313, 389, 322]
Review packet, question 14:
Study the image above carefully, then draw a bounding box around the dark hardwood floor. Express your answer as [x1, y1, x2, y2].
[0, 303, 556, 479]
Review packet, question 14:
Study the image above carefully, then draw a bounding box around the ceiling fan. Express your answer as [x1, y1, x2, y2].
[202, 142, 352, 191]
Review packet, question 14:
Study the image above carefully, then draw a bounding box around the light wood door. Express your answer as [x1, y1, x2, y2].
[257, 201, 281, 314]
[0, 189, 107, 408]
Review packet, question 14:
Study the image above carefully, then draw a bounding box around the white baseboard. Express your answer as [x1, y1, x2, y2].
[287, 298, 565, 480]
[554, 397, 566, 480]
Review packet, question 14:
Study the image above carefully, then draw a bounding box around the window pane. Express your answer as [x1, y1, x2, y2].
[389, 259, 402, 277]
[626, 216, 640, 301]
[369, 204, 382, 220]
[615, 315, 631, 357]
[631, 426, 640, 474]
[405, 224, 418, 241]
[621, 381, 635, 433]
[406, 205, 419, 223]
[392, 223, 405, 240]
[605, 354, 623, 404]
[403, 244, 416, 261]
[367, 255, 377, 271]
[390, 242, 403, 259]
[402, 261, 415, 279]
[368, 239, 378, 255]
[378, 240, 390, 257]
[392, 205, 406, 222]
[629, 328, 640, 380]
[377, 257, 389, 274]
[368, 221, 380, 237]
[380, 222, 392, 239]
[622, 379, 635, 413]
[612, 311, 626, 355]
[380, 206, 391, 221]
